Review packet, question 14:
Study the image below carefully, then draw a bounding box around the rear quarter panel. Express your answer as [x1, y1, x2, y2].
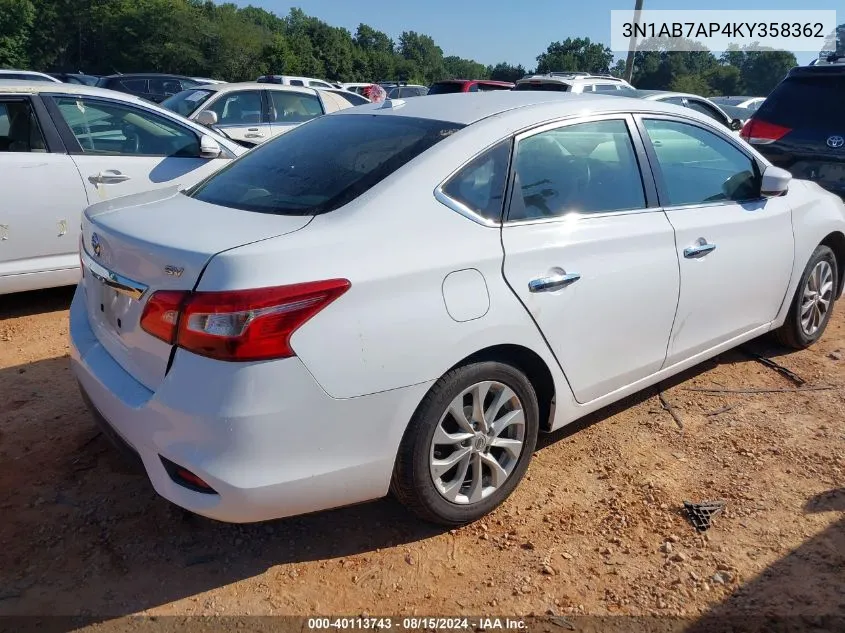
[195, 118, 569, 405]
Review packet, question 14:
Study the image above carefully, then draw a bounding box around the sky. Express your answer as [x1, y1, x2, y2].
[235, 0, 840, 69]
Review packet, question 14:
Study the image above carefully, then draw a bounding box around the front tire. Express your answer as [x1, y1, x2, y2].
[775, 245, 838, 349]
[391, 362, 539, 526]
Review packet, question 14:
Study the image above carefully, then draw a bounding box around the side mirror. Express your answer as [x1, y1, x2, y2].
[199, 135, 222, 159]
[195, 109, 218, 127]
[760, 165, 792, 197]
[730, 118, 742, 131]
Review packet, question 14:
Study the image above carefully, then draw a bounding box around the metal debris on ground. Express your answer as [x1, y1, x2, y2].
[683, 500, 727, 532]
[739, 347, 806, 386]
[658, 388, 684, 431]
[705, 405, 733, 417]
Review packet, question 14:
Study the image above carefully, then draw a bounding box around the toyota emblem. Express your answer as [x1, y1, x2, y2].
[91, 232, 101, 257]
[826, 135, 844, 149]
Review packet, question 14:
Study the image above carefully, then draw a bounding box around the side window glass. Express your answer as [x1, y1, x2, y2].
[685, 100, 727, 125]
[509, 119, 645, 221]
[150, 79, 182, 96]
[643, 119, 760, 206]
[664, 97, 686, 106]
[270, 91, 323, 123]
[594, 84, 620, 93]
[0, 101, 47, 153]
[468, 83, 479, 93]
[119, 79, 147, 93]
[54, 97, 199, 157]
[289, 80, 304, 87]
[441, 140, 511, 222]
[208, 91, 263, 125]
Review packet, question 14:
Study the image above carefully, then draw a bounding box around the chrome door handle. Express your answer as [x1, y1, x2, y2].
[89, 170, 131, 184]
[529, 272, 581, 293]
[683, 242, 717, 259]
[244, 132, 265, 138]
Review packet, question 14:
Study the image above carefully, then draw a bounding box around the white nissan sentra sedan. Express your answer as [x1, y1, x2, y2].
[69, 92, 845, 525]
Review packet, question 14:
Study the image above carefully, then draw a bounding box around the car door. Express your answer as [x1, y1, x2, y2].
[500, 115, 680, 403]
[0, 96, 88, 283]
[268, 90, 324, 137]
[44, 94, 230, 203]
[637, 116, 794, 366]
[201, 89, 269, 144]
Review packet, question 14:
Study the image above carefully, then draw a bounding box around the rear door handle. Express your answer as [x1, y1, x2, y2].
[529, 272, 581, 293]
[89, 170, 131, 184]
[683, 242, 717, 259]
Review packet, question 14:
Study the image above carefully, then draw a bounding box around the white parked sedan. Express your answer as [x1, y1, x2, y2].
[69, 92, 845, 525]
[0, 81, 246, 295]
[160, 82, 356, 146]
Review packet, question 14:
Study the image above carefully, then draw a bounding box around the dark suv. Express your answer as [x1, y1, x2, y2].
[96, 74, 203, 103]
[740, 62, 845, 198]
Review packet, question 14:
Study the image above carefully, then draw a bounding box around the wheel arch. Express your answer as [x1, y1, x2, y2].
[820, 231, 845, 297]
[446, 344, 557, 432]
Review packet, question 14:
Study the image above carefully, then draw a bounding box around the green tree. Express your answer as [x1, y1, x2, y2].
[0, 0, 35, 67]
[721, 44, 797, 96]
[487, 62, 527, 82]
[535, 38, 613, 74]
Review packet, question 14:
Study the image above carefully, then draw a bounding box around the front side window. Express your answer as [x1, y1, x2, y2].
[467, 83, 479, 93]
[514, 82, 570, 92]
[643, 119, 760, 206]
[149, 78, 183, 96]
[478, 83, 512, 92]
[190, 114, 464, 216]
[0, 100, 46, 152]
[428, 82, 464, 95]
[593, 84, 621, 93]
[207, 91, 263, 125]
[440, 140, 511, 222]
[508, 119, 645, 221]
[54, 97, 199, 157]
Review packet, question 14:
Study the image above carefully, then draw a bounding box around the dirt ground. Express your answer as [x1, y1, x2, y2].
[0, 287, 843, 630]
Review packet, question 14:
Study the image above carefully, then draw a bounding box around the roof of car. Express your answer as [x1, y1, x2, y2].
[335, 91, 709, 125]
[433, 79, 515, 86]
[98, 73, 194, 80]
[0, 69, 61, 81]
[189, 81, 318, 95]
[516, 73, 631, 85]
[0, 79, 138, 96]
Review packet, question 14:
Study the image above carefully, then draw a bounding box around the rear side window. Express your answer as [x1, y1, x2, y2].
[756, 75, 845, 128]
[514, 82, 569, 92]
[428, 82, 465, 95]
[270, 91, 323, 122]
[160, 89, 214, 117]
[478, 83, 511, 92]
[440, 140, 511, 222]
[118, 79, 147, 93]
[594, 84, 621, 93]
[190, 115, 465, 216]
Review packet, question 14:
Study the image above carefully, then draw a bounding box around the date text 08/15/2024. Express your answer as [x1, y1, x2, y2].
[307, 618, 528, 630]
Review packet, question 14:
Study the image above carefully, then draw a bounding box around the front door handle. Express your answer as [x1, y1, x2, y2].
[683, 242, 717, 259]
[89, 170, 131, 184]
[244, 131, 265, 138]
[529, 271, 581, 293]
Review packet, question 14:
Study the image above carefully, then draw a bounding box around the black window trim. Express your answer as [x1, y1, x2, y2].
[682, 97, 731, 128]
[633, 112, 767, 211]
[503, 113, 659, 226]
[41, 93, 209, 159]
[0, 94, 67, 153]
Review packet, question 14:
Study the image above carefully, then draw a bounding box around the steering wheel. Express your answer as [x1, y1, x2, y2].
[121, 123, 141, 154]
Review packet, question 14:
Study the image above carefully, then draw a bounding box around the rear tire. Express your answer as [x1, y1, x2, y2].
[391, 362, 539, 526]
[774, 245, 838, 349]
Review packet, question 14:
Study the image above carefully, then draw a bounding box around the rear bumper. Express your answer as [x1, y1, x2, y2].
[69, 285, 431, 523]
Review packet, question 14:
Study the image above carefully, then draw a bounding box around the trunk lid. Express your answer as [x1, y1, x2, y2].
[80, 186, 312, 391]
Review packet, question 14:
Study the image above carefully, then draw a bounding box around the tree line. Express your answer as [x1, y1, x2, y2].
[1, 0, 840, 96]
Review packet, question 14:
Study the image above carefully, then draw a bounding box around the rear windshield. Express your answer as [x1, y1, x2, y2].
[514, 82, 570, 92]
[755, 75, 845, 128]
[189, 114, 465, 216]
[160, 89, 214, 117]
[428, 82, 465, 95]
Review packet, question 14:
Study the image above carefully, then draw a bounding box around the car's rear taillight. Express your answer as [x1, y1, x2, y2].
[740, 119, 791, 145]
[140, 291, 186, 344]
[140, 280, 350, 361]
